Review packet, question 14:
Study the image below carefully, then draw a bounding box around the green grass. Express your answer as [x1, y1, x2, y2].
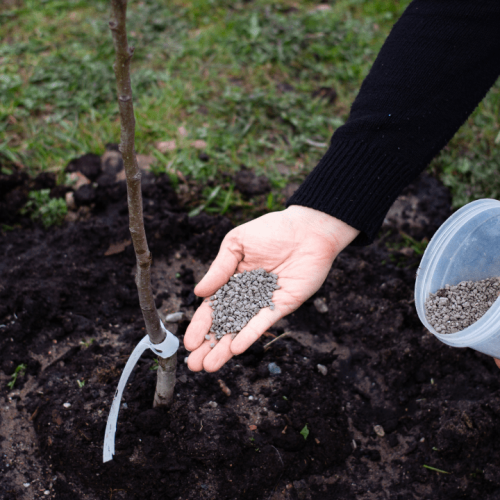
[423, 464, 450, 475]
[429, 83, 500, 208]
[20, 188, 68, 227]
[7, 363, 27, 390]
[1, 0, 498, 221]
[386, 231, 429, 257]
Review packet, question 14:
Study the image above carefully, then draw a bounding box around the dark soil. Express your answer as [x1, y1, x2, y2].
[2, 157, 500, 500]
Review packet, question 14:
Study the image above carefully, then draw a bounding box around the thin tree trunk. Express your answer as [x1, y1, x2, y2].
[109, 0, 176, 407]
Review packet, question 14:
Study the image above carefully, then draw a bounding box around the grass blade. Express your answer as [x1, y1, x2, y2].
[423, 465, 450, 474]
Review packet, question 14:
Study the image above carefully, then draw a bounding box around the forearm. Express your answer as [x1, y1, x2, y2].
[287, 0, 500, 246]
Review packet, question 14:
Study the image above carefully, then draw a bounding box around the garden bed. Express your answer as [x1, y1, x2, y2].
[2, 158, 500, 500]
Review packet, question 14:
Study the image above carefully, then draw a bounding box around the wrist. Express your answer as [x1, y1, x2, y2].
[285, 205, 360, 254]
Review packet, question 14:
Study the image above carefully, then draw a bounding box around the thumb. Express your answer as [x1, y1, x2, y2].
[194, 234, 243, 298]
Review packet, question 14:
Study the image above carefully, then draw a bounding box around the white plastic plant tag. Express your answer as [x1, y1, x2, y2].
[103, 323, 179, 463]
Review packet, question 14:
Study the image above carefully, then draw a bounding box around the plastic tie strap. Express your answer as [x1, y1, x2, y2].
[103, 322, 179, 463]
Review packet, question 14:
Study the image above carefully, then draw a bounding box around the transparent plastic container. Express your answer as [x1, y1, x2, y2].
[415, 199, 500, 358]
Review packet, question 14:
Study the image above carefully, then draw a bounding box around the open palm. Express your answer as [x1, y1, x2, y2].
[183, 205, 360, 372]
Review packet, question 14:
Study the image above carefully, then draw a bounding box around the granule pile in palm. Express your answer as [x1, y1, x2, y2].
[425, 277, 500, 334]
[208, 268, 280, 341]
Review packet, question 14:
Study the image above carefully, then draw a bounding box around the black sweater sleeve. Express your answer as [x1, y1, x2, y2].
[285, 0, 500, 246]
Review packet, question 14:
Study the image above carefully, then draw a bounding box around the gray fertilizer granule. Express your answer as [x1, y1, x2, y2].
[208, 268, 280, 341]
[425, 277, 500, 334]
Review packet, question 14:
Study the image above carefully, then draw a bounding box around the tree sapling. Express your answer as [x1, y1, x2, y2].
[104, 0, 179, 463]
[108, 0, 177, 408]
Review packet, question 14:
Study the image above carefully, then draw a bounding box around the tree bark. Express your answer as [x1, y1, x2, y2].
[109, 0, 176, 407]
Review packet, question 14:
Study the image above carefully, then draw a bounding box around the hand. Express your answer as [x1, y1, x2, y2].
[495, 359, 500, 370]
[183, 205, 360, 372]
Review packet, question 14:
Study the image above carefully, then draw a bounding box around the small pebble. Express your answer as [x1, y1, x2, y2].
[314, 297, 329, 314]
[205, 334, 211, 340]
[208, 401, 218, 408]
[317, 364, 328, 376]
[268, 362, 281, 375]
[63, 402, 71, 408]
[374, 425, 385, 437]
[218, 379, 231, 396]
[184, 357, 189, 364]
[165, 311, 184, 323]
[210, 343, 215, 348]
[44, 491, 50, 496]
[23, 483, 30, 488]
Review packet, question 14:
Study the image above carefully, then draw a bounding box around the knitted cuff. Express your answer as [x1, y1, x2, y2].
[285, 139, 421, 246]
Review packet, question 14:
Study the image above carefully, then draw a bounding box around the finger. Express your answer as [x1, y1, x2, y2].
[184, 299, 213, 352]
[187, 338, 214, 372]
[203, 334, 234, 372]
[495, 358, 500, 370]
[194, 233, 243, 298]
[231, 304, 284, 356]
